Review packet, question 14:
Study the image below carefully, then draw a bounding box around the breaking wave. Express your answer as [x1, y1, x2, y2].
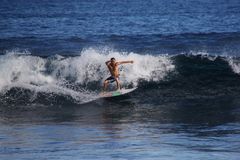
[0, 48, 174, 105]
[1, 48, 240, 106]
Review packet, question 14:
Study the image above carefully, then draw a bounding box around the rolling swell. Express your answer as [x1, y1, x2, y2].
[1, 50, 240, 106]
[1, 32, 240, 56]
[136, 54, 240, 104]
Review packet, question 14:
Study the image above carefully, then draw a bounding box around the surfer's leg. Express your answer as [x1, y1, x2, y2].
[103, 80, 109, 91]
[115, 78, 120, 90]
[103, 76, 114, 91]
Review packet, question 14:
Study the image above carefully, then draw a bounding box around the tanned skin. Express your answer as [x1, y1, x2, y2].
[103, 58, 134, 91]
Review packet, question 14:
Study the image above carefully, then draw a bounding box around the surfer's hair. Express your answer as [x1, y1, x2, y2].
[111, 57, 115, 61]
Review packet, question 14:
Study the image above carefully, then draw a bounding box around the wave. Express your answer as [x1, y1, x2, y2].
[0, 48, 174, 105]
[1, 48, 240, 106]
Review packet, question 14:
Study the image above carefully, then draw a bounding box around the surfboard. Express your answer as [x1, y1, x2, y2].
[100, 88, 137, 98]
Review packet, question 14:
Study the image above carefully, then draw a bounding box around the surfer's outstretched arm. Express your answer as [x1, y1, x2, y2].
[117, 61, 134, 65]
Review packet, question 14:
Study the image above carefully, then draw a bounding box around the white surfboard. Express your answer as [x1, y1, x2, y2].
[100, 88, 137, 98]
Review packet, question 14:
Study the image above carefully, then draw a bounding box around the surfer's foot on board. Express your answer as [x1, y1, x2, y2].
[100, 91, 107, 95]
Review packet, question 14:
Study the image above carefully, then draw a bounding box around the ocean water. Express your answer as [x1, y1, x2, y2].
[1, 0, 240, 159]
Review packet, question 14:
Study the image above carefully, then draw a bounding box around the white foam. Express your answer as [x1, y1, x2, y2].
[50, 48, 175, 85]
[227, 57, 240, 74]
[184, 51, 218, 61]
[0, 48, 175, 103]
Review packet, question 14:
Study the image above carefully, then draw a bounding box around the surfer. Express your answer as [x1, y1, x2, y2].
[103, 57, 134, 91]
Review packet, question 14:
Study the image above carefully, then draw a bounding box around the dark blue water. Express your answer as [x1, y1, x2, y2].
[1, 0, 240, 55]
[1, 0, 240, 159]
